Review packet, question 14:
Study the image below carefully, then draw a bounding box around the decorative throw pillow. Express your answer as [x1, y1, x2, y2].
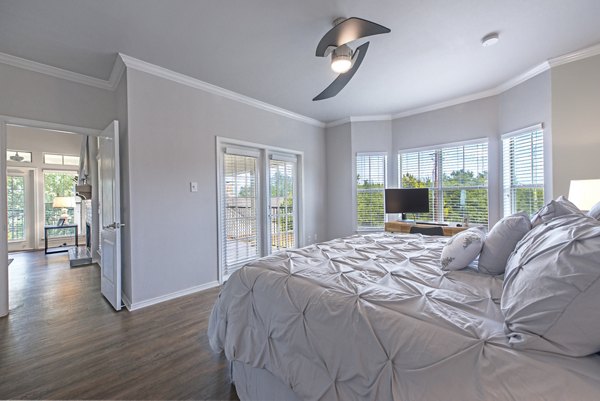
[477, 212, 531, 275]
[587, 200, 600, 220]
[530, 195, 582, 227]
[440, 227, 486, 271]
[501, 214, 600, 357]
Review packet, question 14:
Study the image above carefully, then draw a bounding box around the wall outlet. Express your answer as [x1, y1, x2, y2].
[190, 182, 198, 192]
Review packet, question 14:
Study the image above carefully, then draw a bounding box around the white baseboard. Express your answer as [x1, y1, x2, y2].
[127, 281, 220, 311]
[121, 291, 132, 311]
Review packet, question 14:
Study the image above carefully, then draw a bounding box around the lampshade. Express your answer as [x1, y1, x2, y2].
[568, 179, 600, 211]
[52, 196, 75, 209]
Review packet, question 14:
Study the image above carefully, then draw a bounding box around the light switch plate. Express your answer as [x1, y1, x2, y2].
[190, 182, 198, 192]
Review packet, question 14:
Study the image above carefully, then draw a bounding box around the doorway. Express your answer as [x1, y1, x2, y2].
[1, 116, 119, 317]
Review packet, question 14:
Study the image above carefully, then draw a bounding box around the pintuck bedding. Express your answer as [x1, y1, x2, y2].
[208, 232, 600, 401]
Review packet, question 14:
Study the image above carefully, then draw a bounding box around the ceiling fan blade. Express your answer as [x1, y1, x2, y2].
[313, 41, 369, 101]
[316, 17, 389, 57]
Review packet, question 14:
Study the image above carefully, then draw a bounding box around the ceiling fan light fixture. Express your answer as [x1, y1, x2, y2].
[330, 44, 353, 73]
[331, 55, 352, 73]
[10, 152, 24, 162]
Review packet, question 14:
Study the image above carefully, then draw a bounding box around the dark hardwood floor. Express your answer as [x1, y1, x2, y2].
[0, 251, 238, 400]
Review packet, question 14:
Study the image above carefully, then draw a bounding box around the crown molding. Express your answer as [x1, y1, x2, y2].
[0, 51, 115, 90]
[118, 53, 326, 128]
[325, 117, 351, 128]
[548, 42, 600, 68]
[2, 41, 599, 127]
[325, 115, 392, 128]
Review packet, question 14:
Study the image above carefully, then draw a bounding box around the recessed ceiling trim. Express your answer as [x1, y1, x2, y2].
[118, 54, 326, 128]
[0, 51, 116, 90]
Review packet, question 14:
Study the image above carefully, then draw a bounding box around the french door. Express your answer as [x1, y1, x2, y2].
[218, 142, 300, 281]
[7, 169, 34, 251]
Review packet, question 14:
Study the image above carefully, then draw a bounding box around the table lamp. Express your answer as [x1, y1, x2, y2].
[52, 196, 75, 225]
[568, 179, 600, 211]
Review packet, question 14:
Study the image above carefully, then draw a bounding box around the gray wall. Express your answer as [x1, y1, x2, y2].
[551, 54, 600, 197]
[0, 63, 115, 130]
[325, 123, 353, 240]
[124, 68, 326, 304]
[498, 71, 553, 202]
[392, 96, 502, 225]
[324, 72, 556, 237]
[7, 125, 82, 154]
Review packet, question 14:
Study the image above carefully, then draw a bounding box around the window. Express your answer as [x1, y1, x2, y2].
[356, 153, 386, 230]
[43, 153, 80, 166]
[399, 142, 488, 225]
[44, 170, 79, 236]
[7, 175, 25, 241]
[6, 150, 32, 163]
[502, 125, 544, 216]
[218, 142, 301, 280]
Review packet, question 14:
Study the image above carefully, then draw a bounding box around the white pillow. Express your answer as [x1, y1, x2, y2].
[530, 195, 582, 227]
[502, 214, 600, 357]
[440, 227, 486, 271]
[587, 200, 600, 220]
[478, 212, 531, 275]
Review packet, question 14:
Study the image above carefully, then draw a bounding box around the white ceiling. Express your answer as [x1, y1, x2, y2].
[1, 0, 600, 123]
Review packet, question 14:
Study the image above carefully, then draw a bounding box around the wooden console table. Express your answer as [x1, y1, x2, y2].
[384, 221, 468, 237]
[44, 224, 79, 254]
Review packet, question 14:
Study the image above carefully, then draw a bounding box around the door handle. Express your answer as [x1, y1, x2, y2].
[103, 222, 125, 229]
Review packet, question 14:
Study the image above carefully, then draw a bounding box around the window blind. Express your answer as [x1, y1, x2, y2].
[356, 153, 386, 230]
[502, 128, 544, 216]
[399, 142, 488, 225]
[222, 153, 260, 276]
[269, 157, 296, 252]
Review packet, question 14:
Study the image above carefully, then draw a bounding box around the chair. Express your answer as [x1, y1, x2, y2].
[409, 226, 444, 236]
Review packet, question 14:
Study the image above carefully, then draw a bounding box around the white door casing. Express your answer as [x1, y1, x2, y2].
[98, 120, 122, 311]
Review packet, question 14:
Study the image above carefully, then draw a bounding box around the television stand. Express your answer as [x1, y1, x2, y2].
[415, 221, 448, 226]
[385, 221, 466, 237]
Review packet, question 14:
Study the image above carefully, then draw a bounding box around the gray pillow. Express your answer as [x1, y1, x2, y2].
[477, 212, 531, 275]
[501, 214, 600, 357]
[587, 200, 600, 220]
[530, 195, 582, 227]
[440, 227, 486, 271]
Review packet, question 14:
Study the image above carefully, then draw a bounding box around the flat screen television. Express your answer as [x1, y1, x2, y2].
[385, 188, 429, 214]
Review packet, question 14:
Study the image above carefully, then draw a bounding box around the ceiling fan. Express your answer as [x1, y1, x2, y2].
[313, 17, 391, 101]
[9, 152, 25, 162]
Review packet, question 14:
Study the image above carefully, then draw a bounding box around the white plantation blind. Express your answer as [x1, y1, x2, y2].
[502, 126, 544, 216]
[356, 153, 386, 230]
[269, 156, 297, 252]
[222, 152, 260, 276]
[399, 141, 489, 225]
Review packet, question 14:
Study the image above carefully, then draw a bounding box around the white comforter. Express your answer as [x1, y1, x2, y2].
[208, 233, 600, 401]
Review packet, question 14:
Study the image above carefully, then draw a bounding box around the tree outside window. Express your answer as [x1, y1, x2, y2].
[44, 171, 78, 236]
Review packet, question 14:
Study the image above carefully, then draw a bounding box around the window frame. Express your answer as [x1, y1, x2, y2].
[6, 149, 33, 164]
[501, 123, 545, 217]
[354, 152, 388, 232]
[216, 137, 304, 283]
[398, 138, 489, 225]
[43, 152, 80, 166]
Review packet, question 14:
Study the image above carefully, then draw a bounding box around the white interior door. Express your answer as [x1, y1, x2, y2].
[98, 121, 122, 311]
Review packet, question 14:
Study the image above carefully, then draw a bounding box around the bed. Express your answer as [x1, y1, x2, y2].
[209, 218, 600, 400]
